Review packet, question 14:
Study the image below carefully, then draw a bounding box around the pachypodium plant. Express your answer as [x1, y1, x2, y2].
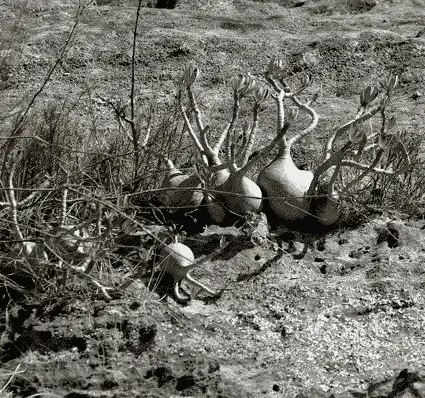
[174, 64, 286, 222]
[208, 73, 267, 219]
[258, 59, 409, 234]
[161, 60, 409, 242]
[158, 64, 227, 211]
[158, 241, 217, 301]
[258, 58, 319, 224]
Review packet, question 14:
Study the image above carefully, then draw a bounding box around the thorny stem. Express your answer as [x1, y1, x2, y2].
[213, 124, 230, 154]
[234, 129, 249, 164]
[225, 92, 242, 163]
[329, 96, 388, 150]
[179, 88, 222, 167]
[180, 74, 224, 166]
[235, 123, 290, 177]
[287, 94, 319, 147]
[353, 132, 368, 161]
[308, 141, 353, 197]
[200, 126, 222, 166]
[179, 98, 208, 165]
[340, 156, 405, 177]
[342, 149, 385, 193]
[186, 83, 205, 133]
[266, 73, 319, 157]
[229, 135, 237, 171]
[240, 104, 260, 167]
[328, 162, 342, 194]
[266, 74, 287, 132]
[313, 89, 410, 197]
[185, 273, 217, 295]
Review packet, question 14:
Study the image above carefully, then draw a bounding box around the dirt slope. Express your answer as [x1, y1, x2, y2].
[2, 215, 425, 397]
[1, 1, 425, 397]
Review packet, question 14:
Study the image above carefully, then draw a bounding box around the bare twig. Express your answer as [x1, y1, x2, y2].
[0, 364, 24, 396]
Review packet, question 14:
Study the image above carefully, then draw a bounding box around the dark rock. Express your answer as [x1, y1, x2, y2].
[155, 0, 178, 8]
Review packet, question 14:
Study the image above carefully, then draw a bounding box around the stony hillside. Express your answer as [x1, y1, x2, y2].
[0, 1, 424, 397]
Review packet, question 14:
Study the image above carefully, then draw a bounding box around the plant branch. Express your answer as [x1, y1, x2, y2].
[287, 93, 320, 147]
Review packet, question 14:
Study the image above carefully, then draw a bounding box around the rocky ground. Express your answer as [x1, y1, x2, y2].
[1, 0, 425, 397]
[1, 215, 425, 397]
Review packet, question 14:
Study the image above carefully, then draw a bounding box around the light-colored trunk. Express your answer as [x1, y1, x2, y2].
[160, 242, 196, 280]
[160, 165, 203, 209]
[215, 173, 263, 215]
[258, 150, 313, 221]
[211, 168, 230, 188]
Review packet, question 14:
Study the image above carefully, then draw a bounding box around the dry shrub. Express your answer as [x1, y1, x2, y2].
[0, 90, 190, 308]
[336, 126, 425, 222]
[374, 129, 425, 215]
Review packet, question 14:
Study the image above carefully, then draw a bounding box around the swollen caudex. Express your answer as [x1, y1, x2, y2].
[258, 140, 314, 221]
[213, 171, 263, 216]
[159, 242, 216, 301]
[160, 242, 196, 280]
[159, 159, 204, 209]
[256, 61, 321, 225]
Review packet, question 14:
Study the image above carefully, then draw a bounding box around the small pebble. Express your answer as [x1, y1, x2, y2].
[411, 91, 422, 100]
